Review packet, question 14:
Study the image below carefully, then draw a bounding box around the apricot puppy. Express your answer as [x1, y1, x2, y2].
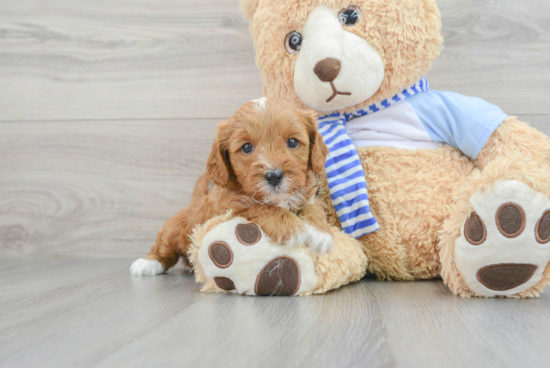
[130, 97, 332, 276]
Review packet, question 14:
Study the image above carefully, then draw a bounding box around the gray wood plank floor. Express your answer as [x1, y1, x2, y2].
[1, 258, 549, 368]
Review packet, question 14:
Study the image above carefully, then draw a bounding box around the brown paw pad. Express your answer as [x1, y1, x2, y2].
[255, 256, 301, 296]
[496, 203, 525, 238]
[208, 241, 233, 268]
[536, 210, 550, 244]
[476, 263, 537, 291]
[465, 212, 487, 245]
[214, 277, 236, 291]
[236, 223, 261, 245]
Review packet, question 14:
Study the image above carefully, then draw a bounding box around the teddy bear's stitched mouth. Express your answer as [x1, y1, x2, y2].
[326, 81, 351, 103]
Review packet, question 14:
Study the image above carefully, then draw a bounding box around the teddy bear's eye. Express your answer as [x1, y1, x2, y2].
[285, 31, 303, 54]
[338, 6, 361, 26]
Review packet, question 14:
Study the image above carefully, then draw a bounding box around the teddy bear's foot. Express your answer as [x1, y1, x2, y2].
[455, 180, 550, 297]
[196, 217, 318, 296]
[188, 212, 368, 296]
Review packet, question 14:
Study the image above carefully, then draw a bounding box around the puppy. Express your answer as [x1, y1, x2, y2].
[130, 97, 333, 276]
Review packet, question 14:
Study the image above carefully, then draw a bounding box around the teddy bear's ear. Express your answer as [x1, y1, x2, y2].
[239, 0, 260, 21]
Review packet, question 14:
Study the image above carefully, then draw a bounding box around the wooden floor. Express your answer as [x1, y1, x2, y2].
[1, 258, 550, 368]
[1, 0, 550, 367]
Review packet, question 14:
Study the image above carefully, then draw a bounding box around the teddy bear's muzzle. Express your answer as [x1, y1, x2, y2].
[313, 57, 352, 102]
[313, 57, 341, 82]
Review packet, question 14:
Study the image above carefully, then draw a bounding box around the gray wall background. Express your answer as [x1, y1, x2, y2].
[1, 0, 549, 258]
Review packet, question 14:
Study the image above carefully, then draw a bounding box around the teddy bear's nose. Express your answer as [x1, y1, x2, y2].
[313, 57, 341, 82]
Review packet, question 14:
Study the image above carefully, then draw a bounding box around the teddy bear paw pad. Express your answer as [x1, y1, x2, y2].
[455, 180, 550, 296]
[255, 256, 301, 295]
[198, 218, 318, 296]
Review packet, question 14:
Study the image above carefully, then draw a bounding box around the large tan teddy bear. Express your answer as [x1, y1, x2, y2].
[186, 0, 550, 298]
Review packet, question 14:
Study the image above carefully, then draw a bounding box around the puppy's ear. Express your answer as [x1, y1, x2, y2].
[302, 110, 329, 174]
[240, 0, 260, 21]
[206, 122, 235, 188]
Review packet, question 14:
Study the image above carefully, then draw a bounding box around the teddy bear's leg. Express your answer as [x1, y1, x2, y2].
[476, 117, 550, 170]
[188, 213, 367, 296]
[439, 119, 550, 297]
[440, 175, 550, 297]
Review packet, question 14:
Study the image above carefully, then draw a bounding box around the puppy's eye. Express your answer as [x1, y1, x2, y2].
[287, 138, 299, 149]
[241, 143, 254, 154]
[338, 6, 361, 27]
[285, 31, 302, 54]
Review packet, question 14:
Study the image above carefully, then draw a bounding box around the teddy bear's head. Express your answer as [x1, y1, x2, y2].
[241, 0, 442, 114]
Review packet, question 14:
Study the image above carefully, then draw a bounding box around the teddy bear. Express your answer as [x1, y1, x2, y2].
[184, 0, 550, 298]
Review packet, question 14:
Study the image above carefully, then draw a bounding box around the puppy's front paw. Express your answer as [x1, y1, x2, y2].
[281, 229, 308, 248]
[274, 223, 307, 248]
[305, 224, 334, 254]
[130, 258, 164, 276]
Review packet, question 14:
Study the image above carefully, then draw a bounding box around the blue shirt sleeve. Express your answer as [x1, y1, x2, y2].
[407, 90, 509, 159]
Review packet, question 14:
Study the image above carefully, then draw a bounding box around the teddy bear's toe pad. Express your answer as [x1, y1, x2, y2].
[476, 263, 537, 291]
[198, 218, 317, 296]
[455, 180, 550, 297]
[214, 277, 236, 291]
[255, 256, 301, 295]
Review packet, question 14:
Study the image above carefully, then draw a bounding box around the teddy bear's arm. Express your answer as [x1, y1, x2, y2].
[234, 204, 306, 247]
[476, 116, 550, 170]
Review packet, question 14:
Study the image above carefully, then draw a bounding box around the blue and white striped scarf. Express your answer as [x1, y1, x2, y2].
[317, 78, 430, 238]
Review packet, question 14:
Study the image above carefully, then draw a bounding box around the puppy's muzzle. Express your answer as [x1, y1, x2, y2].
[265, 169, 284, 187]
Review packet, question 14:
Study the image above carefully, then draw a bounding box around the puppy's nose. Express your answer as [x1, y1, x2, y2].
[265, 170, 284, 187]
[313, 57, 341, 82]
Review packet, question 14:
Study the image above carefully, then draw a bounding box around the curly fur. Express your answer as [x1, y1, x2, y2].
[140, 98, 333, 271]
